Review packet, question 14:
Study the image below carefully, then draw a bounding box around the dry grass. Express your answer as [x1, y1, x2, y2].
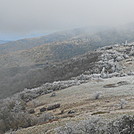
[11, 75, 134, 134]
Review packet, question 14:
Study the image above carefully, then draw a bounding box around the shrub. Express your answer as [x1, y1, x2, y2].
[56, 115, 134, 134]
[0, 97, 55, 133]
[93, 92, 102, 100]
[0, 99, 36, 133]
[37, 113, 54, 124]
[56, 117, 106, 134]
[119, 99, 127, 109]
[107, 115, 134, 134]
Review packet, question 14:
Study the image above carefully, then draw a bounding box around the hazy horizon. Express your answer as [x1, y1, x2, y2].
[1, 0, 134, 40]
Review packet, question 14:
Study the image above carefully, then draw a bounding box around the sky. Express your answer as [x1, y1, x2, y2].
[0, 0, 134, 40]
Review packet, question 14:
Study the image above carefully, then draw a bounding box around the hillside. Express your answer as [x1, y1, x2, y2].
[0, 28, 91, 55]
[0, 26, 108, 54]
[1, 26, 134, 69]
[14, 76, 134, 134]
[0, 51, 101, 99]
[1, 26, 134, 99]
[1, 42, 134, 134]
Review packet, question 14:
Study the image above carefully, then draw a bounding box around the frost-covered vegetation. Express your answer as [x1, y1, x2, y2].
[1, 40, 134, 133]
[0, 98, 54, 134]
[56, 115, 134, 134]
[1, 25, 134, 99]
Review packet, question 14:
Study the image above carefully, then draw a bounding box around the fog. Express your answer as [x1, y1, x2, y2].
[0, 0, 134, 35]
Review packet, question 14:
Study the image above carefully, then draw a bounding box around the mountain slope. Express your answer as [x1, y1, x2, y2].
[0, 51, 101, 99]
[0, 28, 92, 54]
[0, 26, 109, 54]
[1, 43, 134, 134]
[1, 25, 134, 99]
[0, 24, 134, 55]
[1, 27, 134, 69]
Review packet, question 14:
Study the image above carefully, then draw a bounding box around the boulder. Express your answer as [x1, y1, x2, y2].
[47, 104, 60, 111]
[68, 110, 76, 114]
[28, 109, 35, 114]
[116, 56, 124, 62]
[40, 107, 47, 112]
[128, 71, 134, 75]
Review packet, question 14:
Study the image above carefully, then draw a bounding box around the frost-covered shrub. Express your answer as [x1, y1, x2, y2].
[0, 98, 35, 133]
[56, 122, 79, 134]
[37, 112, 54, 124]
[56, 115, 134, 134]
[0, 107, 36, 133]
[56, 117, 106, 134]
[93, 92, 102, 100]
[107, 115, 134, 134]
[0, 97, 55, 133]
[77, 117, 106, 134]
[119, 99, 127, 109]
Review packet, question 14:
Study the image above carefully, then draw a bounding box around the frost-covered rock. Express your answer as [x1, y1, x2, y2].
[123, 54, 129, 59]
[91, 74, 101, 78]
[127, 71, 134, 75]
[116, 56, 124, 61]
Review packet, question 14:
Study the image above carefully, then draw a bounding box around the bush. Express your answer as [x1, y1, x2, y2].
[0, 98, 36, 133]
[93, 92, 102, 100]
[119, 99, 127, 109]
[37, 113, 54, 124]
[0, 97, 55, 133]
[56, 115, 134, 134]
[56, 117, 106, 134]
[0, 108, 36, 133]
[107, 115, 134, 134]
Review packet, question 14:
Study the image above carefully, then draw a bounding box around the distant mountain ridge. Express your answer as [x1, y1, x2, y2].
[1, 24, 134, 56]
[1, 26, 134, 69]
[0, 28, 90, 54]
[0, 40, 10, 44]
[0, 26, 110, 55]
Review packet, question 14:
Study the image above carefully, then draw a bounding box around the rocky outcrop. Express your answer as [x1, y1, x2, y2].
[96, 43, 134, 77]
[47, 104, 60, 111]
[40, 107, 47, 112]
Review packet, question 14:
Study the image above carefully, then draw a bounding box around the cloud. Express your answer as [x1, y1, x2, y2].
[0, 0, 134, 34]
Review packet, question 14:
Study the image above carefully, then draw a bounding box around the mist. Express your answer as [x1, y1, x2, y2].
[0, 0, 134, 36]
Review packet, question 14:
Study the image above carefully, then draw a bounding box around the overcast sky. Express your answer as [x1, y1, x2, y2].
[0, 0, 134, 39]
